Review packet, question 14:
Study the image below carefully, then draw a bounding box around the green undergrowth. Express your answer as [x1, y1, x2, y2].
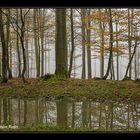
[0, 124, 131, 132]
[0, 78, 140, 102]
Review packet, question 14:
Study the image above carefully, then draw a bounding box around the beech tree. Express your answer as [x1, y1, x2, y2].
[55, 8, 68, 77]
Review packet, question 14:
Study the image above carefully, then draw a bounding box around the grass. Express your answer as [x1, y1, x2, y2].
[0, 78, 140, 102]
[0, 124, 133, 132]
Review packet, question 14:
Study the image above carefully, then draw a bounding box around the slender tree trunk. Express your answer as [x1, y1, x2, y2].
[123, 25, 138, 80]
[0, 9, 8, 83]
[40, 9, 45, 77]
[100, 22, 105, 79]
[16, 9, 22, 78]
[20, 9, 26, 83]
[111, 57, 115, 80]
[68, 9, 75, 78]
[25, 27, 29, 78]
[128, 9, 132, 78]
[6, 9, 12, 79]
[103, 9, 113, 80]
[33, 9, 40, 77]
[135, 49, 137, 80]
[81, 9, 86, 79]
[0, 55, 1, 77]
[116, 21, 119, 80]
[87, 9, 92, 79]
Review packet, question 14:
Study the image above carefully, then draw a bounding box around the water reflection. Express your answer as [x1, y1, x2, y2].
[0, 96, 140, 131]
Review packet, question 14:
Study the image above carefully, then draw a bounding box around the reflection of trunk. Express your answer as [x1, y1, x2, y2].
[0, 98, 1, 124]
[44, 101, 47, 123]
[82, 101, 88, 128]
[35, 99, 39, 124]
[24, 100, 27, 125]
[39, 100, 44, 124]
[105, 104, 109, 130]
[132, 104, 138, 130]
[99, 103, 102, 129]
[3, 98, 8, 125]
[89, 102, 91, 128]
[127, 104, 130, 130]
[72, 101, 75, 128]
[110, 103, 113, 130]
[18, 99, 21, 125]
[8, 98, 12, 124]
[56, 100, 67, 128]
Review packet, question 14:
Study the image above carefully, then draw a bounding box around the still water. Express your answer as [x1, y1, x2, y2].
[0, 96, 140, 131]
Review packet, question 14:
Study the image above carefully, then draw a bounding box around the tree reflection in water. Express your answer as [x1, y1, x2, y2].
[0, 96, 139, 131]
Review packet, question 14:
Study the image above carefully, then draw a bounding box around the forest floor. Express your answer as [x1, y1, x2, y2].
[0, 78, 140, 102]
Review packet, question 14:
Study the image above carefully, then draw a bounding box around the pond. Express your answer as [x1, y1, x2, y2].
[0, 96, 139, 131]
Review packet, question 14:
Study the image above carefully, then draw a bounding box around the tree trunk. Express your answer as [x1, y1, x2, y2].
[68, 9, 75, 78]
[55, 8, 68, 77]
[0, 9, 8, 83]
[40, 9, 45, 77]
[123, 25, 138, 80]
[33, 9, 40, 77]
[81, 9, 86, 79]
[87, 9, 92, 79]
[20, 9, 26, 83]
[99, 20, 105, 78]
[25, 26, 29, 78]
[128, 9, 132, 78]
[103, 9, 113, 80]
[16, 9, 22, 78]
[6, 9, 12, 79]
[116, 21, 119, 80]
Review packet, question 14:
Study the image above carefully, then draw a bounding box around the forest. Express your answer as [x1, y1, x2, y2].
[0, 8, 140, 131]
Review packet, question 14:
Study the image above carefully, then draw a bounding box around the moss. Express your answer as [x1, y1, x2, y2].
[0, 78, 140, 102]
